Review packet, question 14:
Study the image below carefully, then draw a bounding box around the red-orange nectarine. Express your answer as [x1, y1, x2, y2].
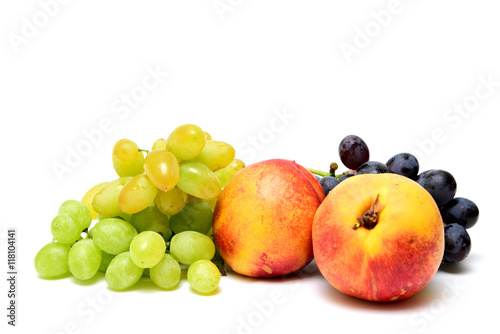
[213, 159, 324, 277]
[313, 173, 444, 302]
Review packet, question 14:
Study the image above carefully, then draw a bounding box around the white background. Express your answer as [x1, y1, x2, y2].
[1, 1, 499, 333]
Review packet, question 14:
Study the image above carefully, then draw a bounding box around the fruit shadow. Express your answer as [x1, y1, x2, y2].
[318, 275, 447, 312]
[438, 252, 482, 274]
[70, 271, 105, 286]
[130, 277, 183, 293]
[228, 260, 323, 284]
[37, 272, 73, 281]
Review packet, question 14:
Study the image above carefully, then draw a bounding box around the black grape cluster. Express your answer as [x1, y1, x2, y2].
[315, 135, 479, 264]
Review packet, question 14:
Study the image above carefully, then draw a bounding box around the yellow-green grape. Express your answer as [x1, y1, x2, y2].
[214, 159, 246, 188]
[154, 187, 187, 216]
[152, 138, 167, 150]
[81, 182, 108, 220]
[112, 139, 144, 177]
[166, 124, 206, 161]
[50, 213, 83, 244]
[92, 176, 133, 217]
[194, 140, 235, 171]
[105, 252, 143, 290]
[204, 132, 212, 140]
[34, 242, 71, 278]
[91, 218, 137, 255]
[68, 239, 102, 280]
[150, 254, 181, 289]
[99, 251, 116, 272]
[114, 139, 139, 161]
[187, 260, 220, 294]
[130, 204, 172, 241]
[177, 161, 221, 200]
[129, 231, 166, 268]
[112, 153, 145, 177]
[144, 149, 180, 191]
[118, 174, 158, 214]
[58, 200, 92, 231]
[169, 231, 216, 265]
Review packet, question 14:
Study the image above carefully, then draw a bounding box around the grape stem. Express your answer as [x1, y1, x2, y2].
[138, 148, 149, 154]
[306, 168, 332, 177]
[307, 163, 349, 179]
[211, 253, 227, 276]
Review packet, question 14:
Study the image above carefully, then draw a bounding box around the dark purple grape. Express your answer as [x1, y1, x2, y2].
[386, 153, 419, 180]
[416, 169, 457, 207]
[313, 174, 322, 182]
[441, 197, 479, 229]
[319, 176, 340, 196]
[443, 223, 471, 263]
[339, 174, 355, 182]
[356, 161, 389, 175]
[338, 135, 369, 170]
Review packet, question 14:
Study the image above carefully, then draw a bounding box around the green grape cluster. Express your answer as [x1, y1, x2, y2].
[34, 124, 244, 294]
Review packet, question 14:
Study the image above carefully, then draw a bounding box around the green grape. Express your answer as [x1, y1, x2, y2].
[177, 161, 221, 200]
[34, 242, 71, 278]
[58, 200, 92, 230]
[214, 159, 246, 188]
[204, 131, 212, 140]
[97, 212, 131, 222]
[50, 213, 83, 244]
[118, 174, 158, 214]
[81, 181, 108, 220]
[92, 176, 133, 217]
[194, 140, 235, 171]
[92, 218, 137, 255]
[187, 260, 220, 294]
[99, 251, 116, 272]
[105, 252, 143, 290]
[150, 254, 181, 289]
[68, 239, 102, 280]
[154, 187, 187, 216]
[130, 205, 172, 241]
[129, 231, 166, 268]
[70, 236, 84, 245]
[169, 231, 216, 265]
[169, 201, 213, 235]
[152, 138, 167, 150]
[203, 197, 218, 211]
[144, 149, 179, 191]
[166, 124, 206, 161]
[112, 139, 145, 177]
[187, 195, 218, 211]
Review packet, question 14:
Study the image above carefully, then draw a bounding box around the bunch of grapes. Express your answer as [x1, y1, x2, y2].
[34, 124, 245, 293]
[312, 134, 479, 265]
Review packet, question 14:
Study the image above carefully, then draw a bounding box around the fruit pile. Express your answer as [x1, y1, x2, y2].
[311, 134, 479, 264]
[34, 124, 245, 293]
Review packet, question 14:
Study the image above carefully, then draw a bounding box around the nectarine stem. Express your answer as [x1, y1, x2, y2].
[353, 194, 385, 230]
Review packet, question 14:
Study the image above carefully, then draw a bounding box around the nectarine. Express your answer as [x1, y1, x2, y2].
[213, 159, 325, 277]
[312, 173, 444, 302]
